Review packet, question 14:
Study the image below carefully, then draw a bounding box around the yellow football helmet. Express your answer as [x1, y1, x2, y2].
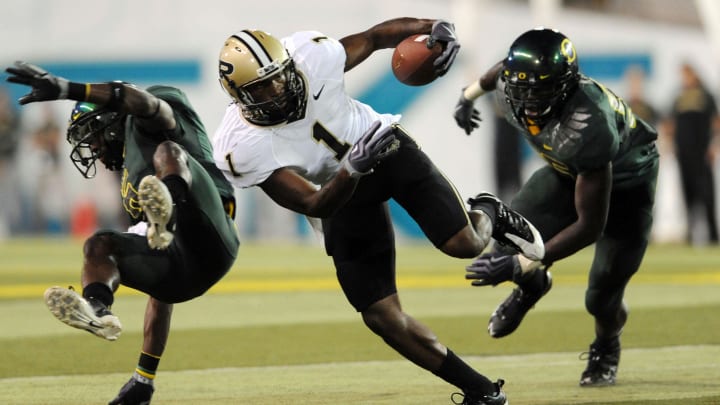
[218, 30, 306, 125]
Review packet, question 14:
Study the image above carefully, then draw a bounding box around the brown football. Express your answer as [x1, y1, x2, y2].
[391, 34, 443, 86]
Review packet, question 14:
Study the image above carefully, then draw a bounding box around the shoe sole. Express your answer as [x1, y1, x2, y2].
[44, 286, 122, 341]
[488, 272, 553, 338]
[579, 379, 616, 387]
[138, 175, 174, 250]
[579, 373, 617, 387]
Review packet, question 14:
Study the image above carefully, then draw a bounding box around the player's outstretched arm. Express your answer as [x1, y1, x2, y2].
[339, 17, 458, 73]
[453, 61, 505, 135]
[5, 61, 175, 131]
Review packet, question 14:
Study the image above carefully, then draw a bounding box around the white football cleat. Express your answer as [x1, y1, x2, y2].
[138, 175, 174, 250]
[44, 286, 122, 341]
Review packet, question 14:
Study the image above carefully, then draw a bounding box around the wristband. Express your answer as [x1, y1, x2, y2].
[462, 80, 486, 101]
[135, 351, 160, 381]
[132, 371, 154, 385]
[67, 82, 88, 101]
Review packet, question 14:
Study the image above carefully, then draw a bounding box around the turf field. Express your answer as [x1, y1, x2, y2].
[0, 238, 718, 404]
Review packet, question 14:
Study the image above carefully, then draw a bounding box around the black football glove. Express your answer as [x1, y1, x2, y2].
[343, 120, 399, 178]
[465, 253, 518, 287]
[454, 89, 481, 135]
[108, 372, 155, 405]
[5, 61, 70, 105]
[428, 20, 460, 77]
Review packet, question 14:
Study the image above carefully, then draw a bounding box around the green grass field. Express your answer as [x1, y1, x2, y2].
[1, 238, 719, 404]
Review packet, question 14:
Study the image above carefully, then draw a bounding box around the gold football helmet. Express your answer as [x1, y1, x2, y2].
[219, 30, 306, 125]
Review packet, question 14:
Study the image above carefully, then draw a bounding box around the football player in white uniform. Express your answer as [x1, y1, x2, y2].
[212, 18, 544, 405]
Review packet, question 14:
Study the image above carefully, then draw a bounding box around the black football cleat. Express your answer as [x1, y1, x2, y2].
[451, 379, 508, 405]
[488, 270, 552, 338]
[579, 339, 621, 387]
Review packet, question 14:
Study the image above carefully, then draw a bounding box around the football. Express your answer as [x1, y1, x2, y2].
[391, 34, 443, 86]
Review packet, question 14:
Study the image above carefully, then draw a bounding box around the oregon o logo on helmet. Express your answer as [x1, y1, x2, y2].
[560, 39, 576, 63]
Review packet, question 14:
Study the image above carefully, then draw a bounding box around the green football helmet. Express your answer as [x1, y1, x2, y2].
[502, 28, 579, 123]
[66, 102, 126, 178]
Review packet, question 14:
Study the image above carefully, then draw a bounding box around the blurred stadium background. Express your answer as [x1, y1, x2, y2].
[1, 1, 720, 404]
[2, 0, 720, 243]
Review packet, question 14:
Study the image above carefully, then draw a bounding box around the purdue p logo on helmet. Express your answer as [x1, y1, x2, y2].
[218, 30, 306, 126]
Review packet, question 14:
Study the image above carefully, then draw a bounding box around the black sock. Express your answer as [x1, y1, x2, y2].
[516, 268, 547, 293]
[162, 174, 189, 203]
[82, 282, 114, 307]
[594, 335, 621, 350]
[433, 349, 496, 396]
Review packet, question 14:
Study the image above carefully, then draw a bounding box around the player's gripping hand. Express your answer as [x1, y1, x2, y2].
[454, 90, 481, 135]
[343, 120, 399, 178]
[466, 253, 546, 286]
[5, 61, 70, 104]
[428, 20, 460, 77]
[466, 253, 517, 286]
[108, 372, 154, 405]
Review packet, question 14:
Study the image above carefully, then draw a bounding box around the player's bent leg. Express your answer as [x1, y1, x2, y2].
[441, 221, 490, 259]
[361, 294, 446, 370]
[362, 295, 508, 404]
[468, 192, 544, 260]
[44, 286, 122, 341]
[138, 175, 174, 250]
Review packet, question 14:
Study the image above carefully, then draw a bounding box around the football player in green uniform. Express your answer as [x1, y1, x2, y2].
[5, 61, 240, 404]
[453, 28, 658, 387]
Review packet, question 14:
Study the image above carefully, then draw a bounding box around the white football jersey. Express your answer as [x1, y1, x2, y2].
[212, 30, 400, 188]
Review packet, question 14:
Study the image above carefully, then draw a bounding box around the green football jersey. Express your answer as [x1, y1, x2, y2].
[120, 85, 234, 223]
[497, 75, 658, 188]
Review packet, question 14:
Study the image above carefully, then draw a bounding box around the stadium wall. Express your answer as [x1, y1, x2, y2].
[0, 0, 713, 242]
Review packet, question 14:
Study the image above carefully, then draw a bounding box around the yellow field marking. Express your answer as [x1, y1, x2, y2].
[2, 271, 719, 299]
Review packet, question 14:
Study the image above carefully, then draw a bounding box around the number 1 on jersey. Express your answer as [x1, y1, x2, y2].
[312, 122, 351, 160]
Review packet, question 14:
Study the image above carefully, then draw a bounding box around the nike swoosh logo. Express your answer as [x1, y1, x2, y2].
[313, 84, 325, 100]
[488, 256, 508, 265]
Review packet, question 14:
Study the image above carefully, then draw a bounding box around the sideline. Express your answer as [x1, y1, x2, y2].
[1, 271, 719, 299]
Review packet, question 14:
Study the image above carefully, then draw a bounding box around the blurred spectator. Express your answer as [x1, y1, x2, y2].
[491, 100, 523, 202]
[0, 86, 21, 238]
[664, 62, 720, 245]
[16, 105, 71, 233]
[624, 65, 659, 127]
